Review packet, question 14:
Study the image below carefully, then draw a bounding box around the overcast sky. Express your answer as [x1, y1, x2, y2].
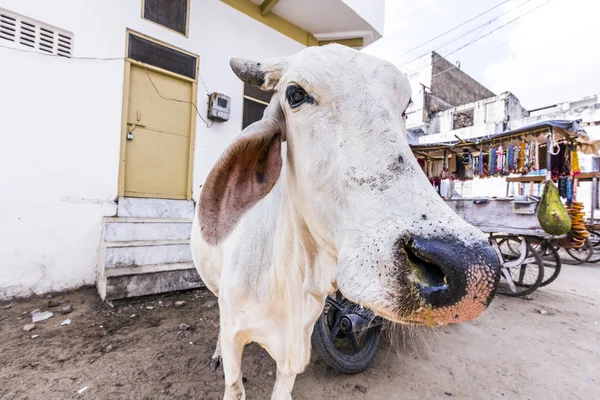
[362, 0, 600, 110]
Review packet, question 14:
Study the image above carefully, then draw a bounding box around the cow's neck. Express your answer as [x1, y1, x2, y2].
[267, 171, 338, 307]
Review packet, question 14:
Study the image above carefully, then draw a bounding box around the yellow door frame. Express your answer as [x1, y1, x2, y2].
[118, 29, 199, 200]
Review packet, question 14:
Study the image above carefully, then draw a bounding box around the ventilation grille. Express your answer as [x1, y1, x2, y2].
[0, 8, 73, 57]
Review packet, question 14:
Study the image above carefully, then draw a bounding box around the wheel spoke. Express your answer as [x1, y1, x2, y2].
[329, 320, 341, 343]
[326, 297, 344, 312]
[347, 332, 360, 352]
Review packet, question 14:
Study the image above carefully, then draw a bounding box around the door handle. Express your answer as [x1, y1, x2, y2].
[126, 123, 146, 140]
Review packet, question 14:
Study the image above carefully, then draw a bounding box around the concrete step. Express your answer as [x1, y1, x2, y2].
[104, 217, 192, 242]
[117, 197, 195, 219]
[98, 262, 203, 300]
[105, 239, 192, 269]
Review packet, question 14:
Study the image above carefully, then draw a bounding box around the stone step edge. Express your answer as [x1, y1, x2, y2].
[104, 217, 192, 224]
[105, 239, 190, 248]
[105, 262, 196, 278]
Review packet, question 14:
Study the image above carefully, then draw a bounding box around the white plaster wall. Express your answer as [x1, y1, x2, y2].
[402, 55, 433, 130]
[0, 0, 304, 299]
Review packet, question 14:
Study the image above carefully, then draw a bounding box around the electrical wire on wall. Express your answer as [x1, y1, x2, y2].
[0, 42, 214, 128]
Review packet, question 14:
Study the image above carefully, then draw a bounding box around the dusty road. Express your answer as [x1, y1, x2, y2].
[1, 264, 599, 400]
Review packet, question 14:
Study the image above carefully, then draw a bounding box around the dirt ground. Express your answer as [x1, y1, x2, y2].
[1, 264, 599, 400]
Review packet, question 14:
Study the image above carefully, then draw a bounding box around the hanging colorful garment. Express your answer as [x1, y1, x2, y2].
[489, 147, 496, 176]
[566, 177, 573, 203]
[482, 154, 490, 176]
[496, 145, 504, 175]
[572, 148, 581, 175]
[558, 176, 567, 198]
[519, 141, 526, 173]
[507, 144, 514, 172]
[478, 149, 484, 176]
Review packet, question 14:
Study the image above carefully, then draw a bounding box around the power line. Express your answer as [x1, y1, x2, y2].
[0, 42, 214, 128]
[430, 32, 531, 80]
[398, 0, 534, 71]
[402, 0, 550, 80]
[442, 0, 550, 59]
[391, 0, 511, 62]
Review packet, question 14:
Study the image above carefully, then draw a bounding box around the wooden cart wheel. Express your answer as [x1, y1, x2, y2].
[565, 239, 594, 264]
[527, 237, 562, 287]
[587, 231, 600, 264]
[494, 236, 545, 297]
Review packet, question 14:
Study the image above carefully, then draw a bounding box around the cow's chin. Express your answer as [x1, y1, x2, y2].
[341, 280, 494, 328]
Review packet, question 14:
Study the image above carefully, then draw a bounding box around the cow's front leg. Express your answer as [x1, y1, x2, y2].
[210, 330, 222, 371]
[221, 329, 246, 400]
[271, 369, 296, 400]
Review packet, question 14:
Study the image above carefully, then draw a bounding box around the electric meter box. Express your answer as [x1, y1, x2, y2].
[207, 92, 231, 122]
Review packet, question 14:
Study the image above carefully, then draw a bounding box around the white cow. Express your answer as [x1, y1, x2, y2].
[191, 44, 501, 400]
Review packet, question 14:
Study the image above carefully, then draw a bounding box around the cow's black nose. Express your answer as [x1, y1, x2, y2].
[406, 237, 501, 308]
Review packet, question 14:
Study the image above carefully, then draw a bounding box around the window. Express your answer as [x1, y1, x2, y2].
[143, 0, 189, 36]
[0, 8, 73, 57]
[127, 32, 197, 80]
[453, 109, 474, 130]
[242, 84, 272, 130]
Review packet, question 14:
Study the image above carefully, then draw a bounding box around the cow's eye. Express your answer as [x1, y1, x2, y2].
[286, 85, 313, 108]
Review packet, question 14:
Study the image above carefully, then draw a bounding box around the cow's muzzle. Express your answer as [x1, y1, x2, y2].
[405, 237, 501, 310]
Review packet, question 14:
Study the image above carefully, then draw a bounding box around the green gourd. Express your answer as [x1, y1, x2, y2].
[537, 181, 571, 236]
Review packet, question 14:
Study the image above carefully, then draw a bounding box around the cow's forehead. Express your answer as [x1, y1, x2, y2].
[284, 44, 411, 102]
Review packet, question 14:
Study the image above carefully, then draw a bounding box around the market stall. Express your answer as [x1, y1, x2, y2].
[409, 120, 600, 296]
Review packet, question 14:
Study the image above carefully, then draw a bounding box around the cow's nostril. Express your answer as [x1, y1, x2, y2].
[406, 248, 447, 290]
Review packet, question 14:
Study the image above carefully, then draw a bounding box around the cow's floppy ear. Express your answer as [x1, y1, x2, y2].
[198, 101, 284, 245]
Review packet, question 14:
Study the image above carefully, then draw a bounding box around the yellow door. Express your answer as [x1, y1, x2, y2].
[123, 64, 193, 199]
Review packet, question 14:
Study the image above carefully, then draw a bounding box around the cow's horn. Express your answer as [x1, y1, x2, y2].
[230, 58, 265, 87]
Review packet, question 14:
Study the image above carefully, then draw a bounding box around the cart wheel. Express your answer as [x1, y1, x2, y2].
[587, 231, 600, 264]
[495, 236, 544, 297]
[527, 237, 562, 286]
[312, 292, 382, 374]
[565, 239, 594, 264]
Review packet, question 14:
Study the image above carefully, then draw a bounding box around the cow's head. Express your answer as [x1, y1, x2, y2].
[199, 45, 501, 326]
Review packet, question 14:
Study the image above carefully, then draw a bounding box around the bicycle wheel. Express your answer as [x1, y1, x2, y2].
[495, 236, 544, 297]
[565, 239, 594, 264]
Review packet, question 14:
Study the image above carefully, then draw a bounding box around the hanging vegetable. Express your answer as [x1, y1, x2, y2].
[537, 181, 572, 236]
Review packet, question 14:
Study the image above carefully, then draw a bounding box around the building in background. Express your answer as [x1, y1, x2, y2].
[0, 0, 385, 299]
[402, 51, 496, 140]
[400, 51, 600, 201]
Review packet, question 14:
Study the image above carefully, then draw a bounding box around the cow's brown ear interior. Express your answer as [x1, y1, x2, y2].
[198, 113, 283, 246]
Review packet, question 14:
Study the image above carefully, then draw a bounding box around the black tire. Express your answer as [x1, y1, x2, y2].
[527, 237, 562, 287]
[311, 295, 381, 374]
[587, 231, 600, 263]
[496, 236, 545, 297]
[565, 239, 594, 264]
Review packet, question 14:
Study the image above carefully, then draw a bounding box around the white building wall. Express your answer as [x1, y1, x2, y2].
[401, 55, 433, 130]
[0, 0, 304, 298]
[342, 0, 385, 36]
